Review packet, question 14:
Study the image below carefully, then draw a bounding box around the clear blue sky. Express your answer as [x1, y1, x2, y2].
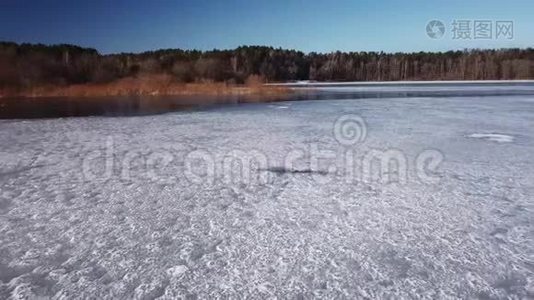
[0, 0, 533, 54]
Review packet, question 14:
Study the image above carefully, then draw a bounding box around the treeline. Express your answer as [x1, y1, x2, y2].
[1, 41, 533, 89]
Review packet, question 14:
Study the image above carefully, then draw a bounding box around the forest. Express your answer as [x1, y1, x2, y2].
[1, 41, 533, 90]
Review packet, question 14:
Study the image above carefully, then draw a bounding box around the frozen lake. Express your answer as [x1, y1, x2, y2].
[1, 83, 534, 298]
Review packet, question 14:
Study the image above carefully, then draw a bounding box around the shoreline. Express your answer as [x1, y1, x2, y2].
[0, 75, 290, 100]
[4, 79, 534, 100]
[267, 79, 534, 87]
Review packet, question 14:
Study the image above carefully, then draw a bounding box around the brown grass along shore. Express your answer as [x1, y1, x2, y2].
[0, 75, 290, 101]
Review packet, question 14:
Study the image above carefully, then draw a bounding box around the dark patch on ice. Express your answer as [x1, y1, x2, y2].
[23, 272, 60, 297]
[451, 174, 464, 181]
[493, 273, 527, 295]
[219, 202, 232, 210]
[378, 279, 394, 287]
[191, 239, 224, 261]
[380, 249, 412, 278]
[0, 163, 48, 179]
[477, 291, 494, 300]
[0, 285, 9, 300]
[136, 278, 170, 300]
[261, 167, 329, 176]
[0, 263, 33, 283]
[490, 228, 508, 236]
[500, 196, 515, 203]
[0, 199, 12, 212]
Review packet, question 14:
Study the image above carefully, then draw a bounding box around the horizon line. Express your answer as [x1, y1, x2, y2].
[1, 40, 533, 56]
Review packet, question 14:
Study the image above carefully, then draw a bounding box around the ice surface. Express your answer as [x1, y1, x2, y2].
[0, 91, 534, 298]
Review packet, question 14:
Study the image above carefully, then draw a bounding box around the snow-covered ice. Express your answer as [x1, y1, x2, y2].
[0, 91, 534, 298]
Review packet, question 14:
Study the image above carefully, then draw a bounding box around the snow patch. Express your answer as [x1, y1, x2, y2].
[166, 265, 188, 278]
[467, 133, 515, 143]
[268, 105, 289, 109]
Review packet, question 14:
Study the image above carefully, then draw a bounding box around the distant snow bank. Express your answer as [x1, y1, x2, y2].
[266, 80, 534, 86]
